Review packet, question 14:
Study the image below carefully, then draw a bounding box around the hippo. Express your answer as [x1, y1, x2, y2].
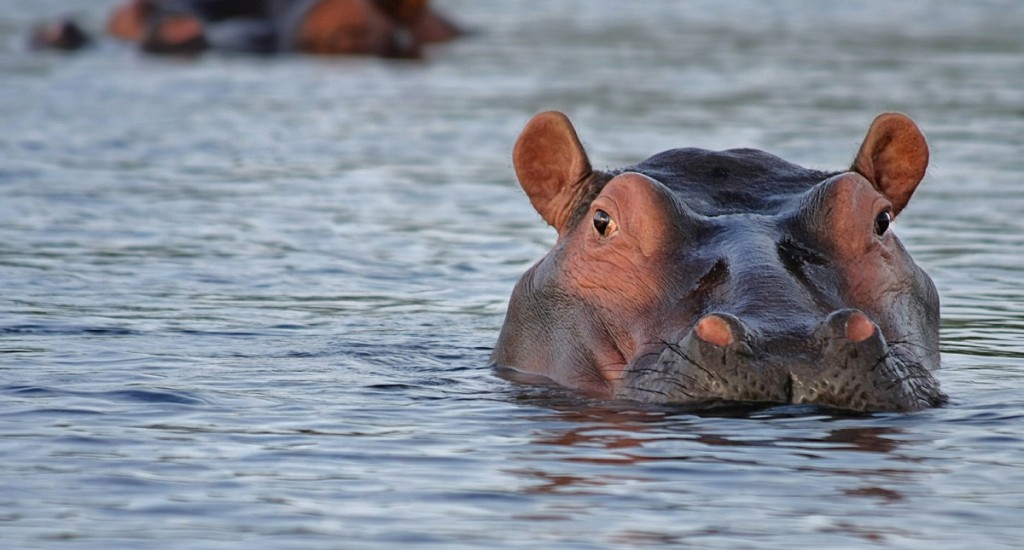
[108, 0, 461, 57]
[34, 0, 461, 58]
[492, 112, 946, 412]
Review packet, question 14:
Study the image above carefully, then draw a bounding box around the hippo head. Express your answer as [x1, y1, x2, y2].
[493, 112, 945, 412]
[29, 18, 91, 51]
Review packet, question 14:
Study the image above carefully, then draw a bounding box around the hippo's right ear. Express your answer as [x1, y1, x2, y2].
[513, 112, 593, 232]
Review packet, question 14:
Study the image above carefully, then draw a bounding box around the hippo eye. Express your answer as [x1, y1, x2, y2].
[593, 209, 615, 237]
[874, 210, 891, 236]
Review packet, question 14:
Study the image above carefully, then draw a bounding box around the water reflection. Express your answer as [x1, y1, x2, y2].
[509, 398, 918, 510]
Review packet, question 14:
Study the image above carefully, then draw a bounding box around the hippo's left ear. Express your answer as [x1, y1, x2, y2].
[514, 112, 593, 233]
[852, 113, 929, 217]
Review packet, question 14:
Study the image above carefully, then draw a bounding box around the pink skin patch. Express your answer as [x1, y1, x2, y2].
[696, 315, 734, 347]
[845, 311, 876, 343]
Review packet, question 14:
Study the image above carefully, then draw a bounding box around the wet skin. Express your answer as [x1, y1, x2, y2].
[492, 112, 946, 412]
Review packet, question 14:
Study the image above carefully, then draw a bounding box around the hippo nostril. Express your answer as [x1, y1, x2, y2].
[845, 311, 876, 343]
[819, 309, 878, 343]
[695, 314, 735, 347]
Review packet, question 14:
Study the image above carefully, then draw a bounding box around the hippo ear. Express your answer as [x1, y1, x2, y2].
[513, 112, 593, 232]
[851, 113, 929, 217]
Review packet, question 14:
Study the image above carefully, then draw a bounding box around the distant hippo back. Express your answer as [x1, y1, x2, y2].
[493, 112, 944, 412]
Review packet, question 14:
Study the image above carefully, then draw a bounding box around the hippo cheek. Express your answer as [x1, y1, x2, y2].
[562, 173, 692, 371]
[568, 173, 687, 306]
[799, 174, 893, 321]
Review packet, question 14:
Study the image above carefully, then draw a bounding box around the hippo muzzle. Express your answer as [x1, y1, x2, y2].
[618, 310, 945, 412]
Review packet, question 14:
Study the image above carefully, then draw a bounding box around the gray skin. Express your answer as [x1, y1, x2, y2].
[492, 112, 946, 412]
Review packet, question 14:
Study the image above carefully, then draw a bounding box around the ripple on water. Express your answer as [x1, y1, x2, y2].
[1, 0, 1024, 548]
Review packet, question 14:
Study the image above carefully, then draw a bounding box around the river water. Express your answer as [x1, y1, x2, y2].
[2, 1, 1023, 548]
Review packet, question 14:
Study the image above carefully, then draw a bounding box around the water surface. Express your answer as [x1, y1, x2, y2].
[2, 1, 1024, 548]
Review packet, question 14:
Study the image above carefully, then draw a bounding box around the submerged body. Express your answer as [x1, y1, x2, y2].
[493, 112, 945, 412]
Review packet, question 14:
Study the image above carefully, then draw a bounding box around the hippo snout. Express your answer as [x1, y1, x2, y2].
[617, 309, 944, 412]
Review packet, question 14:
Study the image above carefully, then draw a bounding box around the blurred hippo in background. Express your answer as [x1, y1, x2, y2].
[493, 112, 946, 412]
[29, 18, 91, 51]
[32, 0, 462, 58]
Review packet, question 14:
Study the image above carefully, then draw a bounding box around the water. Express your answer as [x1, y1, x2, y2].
[2, 0, 1024, 547]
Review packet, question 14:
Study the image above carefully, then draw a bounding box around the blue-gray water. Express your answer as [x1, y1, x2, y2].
[2, 1, 1024, 548]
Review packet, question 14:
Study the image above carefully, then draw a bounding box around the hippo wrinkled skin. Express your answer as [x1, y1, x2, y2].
[492, 112, 946, 412]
